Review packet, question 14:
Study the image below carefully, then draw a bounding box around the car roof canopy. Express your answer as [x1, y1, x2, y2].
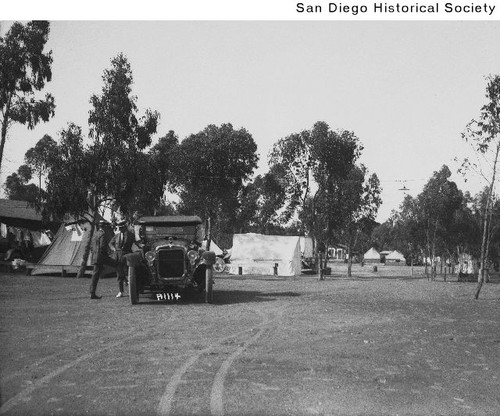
[136, 216, 202, 226]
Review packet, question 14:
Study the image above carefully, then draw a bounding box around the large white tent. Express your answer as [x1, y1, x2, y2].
[228, 233, 302, 277]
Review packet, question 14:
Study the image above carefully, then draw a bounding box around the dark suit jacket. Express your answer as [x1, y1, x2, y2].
[109, 230, 135, 256]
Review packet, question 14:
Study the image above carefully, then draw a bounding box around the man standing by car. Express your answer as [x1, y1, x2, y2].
[89, 220, 113, 300]
[109, 220, 135, 298]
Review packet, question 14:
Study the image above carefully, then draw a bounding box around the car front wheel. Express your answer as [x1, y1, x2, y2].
[129, 266, 139, 305]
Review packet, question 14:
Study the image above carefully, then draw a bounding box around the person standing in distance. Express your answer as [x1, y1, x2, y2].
[89, 220, 113, 299]
[109, 220, 135, 298]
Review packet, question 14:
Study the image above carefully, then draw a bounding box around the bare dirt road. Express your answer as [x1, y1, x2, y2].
[1, 270, 499, 416]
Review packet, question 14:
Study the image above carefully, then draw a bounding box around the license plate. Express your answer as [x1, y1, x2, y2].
[156, 292, 181, 301]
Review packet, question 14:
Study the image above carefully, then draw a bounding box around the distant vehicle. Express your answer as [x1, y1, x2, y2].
[125, 216, 216, 304]
[214, 249, 230, 273]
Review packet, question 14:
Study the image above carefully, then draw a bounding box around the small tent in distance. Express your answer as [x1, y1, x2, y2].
[228, 233, 302, 277]
[385, 250, 406, 265]
[363, 247, 381, 263]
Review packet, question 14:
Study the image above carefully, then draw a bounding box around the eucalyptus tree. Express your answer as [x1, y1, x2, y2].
[311, 163, 381, 276]
[87, 53, 159, 221]
[122, 130, 179, 218]
[24, 134, 57, 202]
[3, 163, 39, 203]
[0, 21, 55, 172]
[236, 165, 288, 234]
[269, 125, 315, 225]
[460, 74, 500, 298]
[416, 166, 463, 278]
[171, 123, 258, 247]
[388, 195, 425, 268]
[271, 121, 381, 276]
[43, 54, 159, 277]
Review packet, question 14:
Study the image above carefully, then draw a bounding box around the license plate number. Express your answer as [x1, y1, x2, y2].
[156, 293, 181, 301]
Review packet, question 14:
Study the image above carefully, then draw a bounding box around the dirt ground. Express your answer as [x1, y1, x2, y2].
[1, 266, 499, 416]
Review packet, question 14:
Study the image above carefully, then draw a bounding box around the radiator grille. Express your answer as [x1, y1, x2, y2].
[157, 249, 185, 277]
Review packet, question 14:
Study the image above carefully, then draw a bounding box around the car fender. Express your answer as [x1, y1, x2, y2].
[124, 252, 143, 267]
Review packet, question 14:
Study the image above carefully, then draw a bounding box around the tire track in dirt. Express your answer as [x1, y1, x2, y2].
[0, 310, 181, 415]
[157, 304, 285, 416]
[210, 307, 283, 416]
[0, 338, 127, 414]
[1, 326, 125, 386]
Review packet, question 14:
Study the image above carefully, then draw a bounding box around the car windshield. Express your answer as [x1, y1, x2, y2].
[145, 225, 196, 238]
[135, 224, 204, 243]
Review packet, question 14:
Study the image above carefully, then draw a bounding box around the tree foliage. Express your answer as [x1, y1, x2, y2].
[0, 21, 55, 172]
[171, 123, 258, 244]
[461, 74, 500, 298]
[24, 133, 57, 199]
[3, 163, 40, 203]
[236, 165, 288, 234]
[86, 53, 160, 220]
[417, 166, 464, 264]
[271, 121, 381, 275]
[41, 54, 160, 277]
[382, 166, 464, 269]
[125, 130, 179, 217]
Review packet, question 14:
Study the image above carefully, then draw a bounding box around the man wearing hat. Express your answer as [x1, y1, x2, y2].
[109, 220, 135, 298]
[89, 220, 114, 299]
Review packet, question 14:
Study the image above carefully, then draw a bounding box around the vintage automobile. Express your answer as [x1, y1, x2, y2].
[125, 215, 216, 305]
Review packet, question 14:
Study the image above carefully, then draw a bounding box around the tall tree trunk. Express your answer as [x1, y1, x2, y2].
[431, 218, 438, 281]
[484, 200, 495, 283]
[0, 110, 10, 173]
[347, 245, 352, 277]
[475, 142, 499, 299]
[38, 173, 42, 205]
[323, 245, 329, 269]
[319, 251, 324, 281]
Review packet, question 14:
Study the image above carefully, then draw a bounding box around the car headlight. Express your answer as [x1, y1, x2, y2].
[187, 250, 199, 262]
[145, 251, 156, 264]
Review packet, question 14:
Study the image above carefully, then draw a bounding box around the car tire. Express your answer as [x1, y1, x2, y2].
[129, 266, 139, 305]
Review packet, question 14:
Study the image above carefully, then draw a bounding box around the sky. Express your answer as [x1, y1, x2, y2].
[1, 16, 499, 222]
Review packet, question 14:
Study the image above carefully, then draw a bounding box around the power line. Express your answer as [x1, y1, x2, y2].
[379, 178, 426, 183]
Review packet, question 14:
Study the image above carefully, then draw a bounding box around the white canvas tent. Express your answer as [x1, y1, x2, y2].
[201, 239, 223, 256]
[385, 250, 406, 264]
[299, 236, 314, 258]
[228, 233, 302, 277]
[31, 222, 114, 276]
[363, 247, 381, 263]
